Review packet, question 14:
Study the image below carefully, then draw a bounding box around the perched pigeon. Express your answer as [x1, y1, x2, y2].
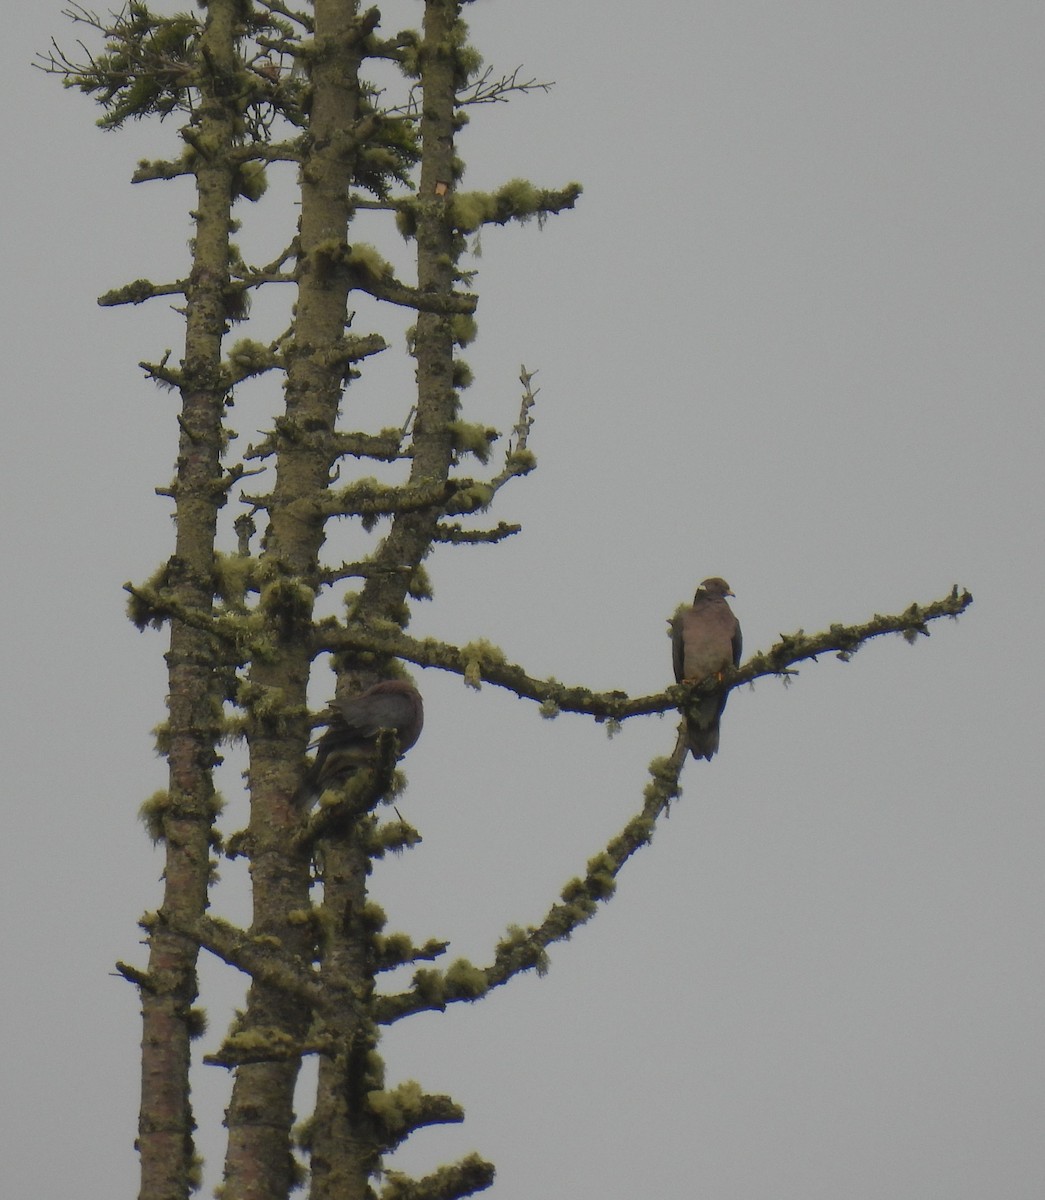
[670, 578, 742, 760]
[308, 679, 424, 797]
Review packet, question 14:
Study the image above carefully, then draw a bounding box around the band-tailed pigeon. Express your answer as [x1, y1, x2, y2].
[670, 577, 742, 760]
[308, 679, 424, 797]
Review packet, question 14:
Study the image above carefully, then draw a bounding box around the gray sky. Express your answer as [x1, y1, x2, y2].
[4, 2, 1044, 1197]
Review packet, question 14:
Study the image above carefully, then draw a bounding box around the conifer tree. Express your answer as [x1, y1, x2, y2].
[42, 4, 971, 1198]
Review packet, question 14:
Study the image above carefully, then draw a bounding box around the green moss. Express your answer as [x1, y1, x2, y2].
[139, 790, 172, 843]
[214, 550, 257, 603]
[495, 925, 549, 977]
[445, 958, 489, 999]
[407, 564, 433, 601]
[449, 314, 477, 347]
[126, 563, 173, 630]
[152, 721, 171, 756]
[447, 178, 553, 232]
[234, 160, 268, 202]
[219, 1026, 300, 1059]
[585, 852, 617, 900]
[446, 482, 493, 514]
[455, 44, 484, 85]
[448, 420, 498, 462]
[394, 202, 418, 240]
[374, 932, 414, 964]
[620, 813, 656, 846]
[396, 31, 421, 78]
[506, 447, 537, 473]
[495, 177, 540, 213]
[411, 968, 445, 1005]
[186, 1007, 208, 1039]
[362, 901, 387, 932]
[139, 787, 223, 842]
[259, 576, 315, 625]
[459, 638, 507, 690]
[348, 242, 394, 282]
[447, 191, 493, 233]
[451, 359, 474, 389]
[367, 1078, 424, 1125]
[236, 679, 287, 721]
[226, 337, 274, 375]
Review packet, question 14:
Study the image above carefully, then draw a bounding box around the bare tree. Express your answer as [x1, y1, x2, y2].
[41, 3, 971, 1198]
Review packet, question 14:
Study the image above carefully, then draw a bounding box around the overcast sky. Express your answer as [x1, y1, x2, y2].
[4, 2, 1044, 1198]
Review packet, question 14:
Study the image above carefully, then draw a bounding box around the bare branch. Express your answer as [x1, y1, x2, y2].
[458, 64, 554, 106]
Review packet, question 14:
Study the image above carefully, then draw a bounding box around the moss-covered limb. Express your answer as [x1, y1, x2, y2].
[206, 1028, 311, 1069]
[354, 266, 478, 314]
[98, 277, 187, 306]
[147, 910, 325, 1013]
[444, 179, 582, 234]
[315, 558, 416, 589]
[315, 459, 527, 521]
[432, 520, 520, 544]
[131, 156, 197, 183]
[139, 353, 184, 388]
[318, 586, 974, 723]
[318, 477, 450, 520]
[220, 337, 283, 386]
[738, 587, 974, 672]
[367, 1082, 464, 1152]
[378, 1155, 496, 1200]
[124, 580, 259, 663]
[393, 179, 582, 242]
[330, 429, 412, 461]
[336, 240, 475, 312]
[131, 138, 306, 183]
[366, 817, 424, 858]
[373, 933, 449, 973]
[312, 619, 638, 717]
[376, 750, 685, 1025]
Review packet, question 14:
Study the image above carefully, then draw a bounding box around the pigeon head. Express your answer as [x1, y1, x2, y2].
[696, 577, 734, 600]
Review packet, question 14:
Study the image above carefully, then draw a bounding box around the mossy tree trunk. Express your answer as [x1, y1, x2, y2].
[133, 4, 240, 1199]
[221, 5, 381, 1197]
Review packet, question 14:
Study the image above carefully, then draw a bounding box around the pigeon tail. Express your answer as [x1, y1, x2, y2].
[686, 722, 720, 760]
